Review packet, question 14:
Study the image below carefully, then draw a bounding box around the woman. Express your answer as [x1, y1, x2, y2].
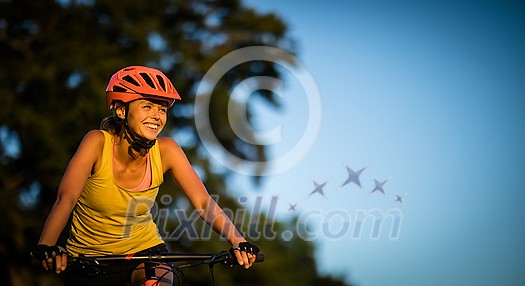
[32, 66, 259, 285]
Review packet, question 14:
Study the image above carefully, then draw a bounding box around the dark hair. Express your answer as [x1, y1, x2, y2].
[100, 115, 125, 135]
[100, 101, 126, 136]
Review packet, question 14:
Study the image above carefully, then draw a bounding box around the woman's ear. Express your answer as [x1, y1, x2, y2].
[114, 103, 126, 120]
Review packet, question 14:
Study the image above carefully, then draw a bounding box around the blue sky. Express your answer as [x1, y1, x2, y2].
[235, 0, 525, 285]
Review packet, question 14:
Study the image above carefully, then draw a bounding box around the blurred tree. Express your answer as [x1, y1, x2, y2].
[0, 0, 353, 285]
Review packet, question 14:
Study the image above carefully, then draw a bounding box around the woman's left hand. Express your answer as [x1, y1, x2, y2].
[230, 241, 260, 269]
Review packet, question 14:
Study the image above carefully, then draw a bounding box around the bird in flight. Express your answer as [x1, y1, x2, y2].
[288, 202, 298, 212]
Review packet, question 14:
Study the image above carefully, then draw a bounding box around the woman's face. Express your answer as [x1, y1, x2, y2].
[125, 99, 168, 140]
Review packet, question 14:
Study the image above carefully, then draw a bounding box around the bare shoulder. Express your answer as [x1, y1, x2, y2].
[58, 130, 105, 197]
[64, 130, 105, 177]
[157, 137, 188, 171]
[73, 130, 105, 164]
[84, 129, 105, 141]
[80, 130, 105, 149]
[158, 137, 183, 155]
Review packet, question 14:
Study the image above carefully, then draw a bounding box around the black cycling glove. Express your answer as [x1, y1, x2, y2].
[230, 242, 260, 255]
[30, 244, 66, 262]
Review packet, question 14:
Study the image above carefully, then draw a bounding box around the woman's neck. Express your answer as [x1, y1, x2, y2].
[113, 135, 148, 164]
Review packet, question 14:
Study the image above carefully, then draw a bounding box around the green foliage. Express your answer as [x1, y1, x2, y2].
[0, 0, 352, 285]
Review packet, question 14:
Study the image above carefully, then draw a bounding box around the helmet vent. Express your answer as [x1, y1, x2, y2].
[156, 75, 166, 92]
[113, 86, 127, 92]
[140, 72, 156, 89]
[123, 75, 140, 87]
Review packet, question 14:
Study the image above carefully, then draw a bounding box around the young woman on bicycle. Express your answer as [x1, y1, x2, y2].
[32, 66, 259, 285]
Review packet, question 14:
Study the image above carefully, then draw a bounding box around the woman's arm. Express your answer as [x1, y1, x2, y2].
[159, 137, 256, 268]
[36, 130, 104, 272]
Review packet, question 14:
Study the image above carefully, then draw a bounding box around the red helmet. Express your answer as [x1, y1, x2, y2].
[105, 66, 181, 109]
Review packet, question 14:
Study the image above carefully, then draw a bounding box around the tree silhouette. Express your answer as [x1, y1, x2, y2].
[0, 0, 353, 285]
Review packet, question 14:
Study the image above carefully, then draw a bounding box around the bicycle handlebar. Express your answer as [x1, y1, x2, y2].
[68, 251, 265, 267]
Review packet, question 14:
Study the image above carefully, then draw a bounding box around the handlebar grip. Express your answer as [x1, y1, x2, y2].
[228, 252, 265, 264]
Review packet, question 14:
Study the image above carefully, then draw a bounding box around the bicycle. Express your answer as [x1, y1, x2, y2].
[66, 249, 265, 286]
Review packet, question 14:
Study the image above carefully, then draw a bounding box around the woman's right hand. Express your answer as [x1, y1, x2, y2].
[31, 244, 68, 274]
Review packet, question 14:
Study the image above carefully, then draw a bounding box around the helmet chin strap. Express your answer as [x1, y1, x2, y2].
[120, 105, 156, 154]
[124, 123, 156, 153]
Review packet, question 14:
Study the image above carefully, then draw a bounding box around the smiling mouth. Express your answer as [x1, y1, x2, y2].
[144, 123, 159, 130]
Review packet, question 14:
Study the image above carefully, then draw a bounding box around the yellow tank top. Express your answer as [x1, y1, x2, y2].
[66, 130, 164, 256]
